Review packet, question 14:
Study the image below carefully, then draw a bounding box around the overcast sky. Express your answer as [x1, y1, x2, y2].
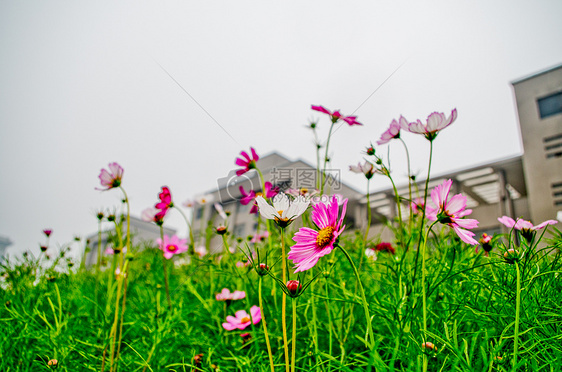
[1, 0, 562, 260]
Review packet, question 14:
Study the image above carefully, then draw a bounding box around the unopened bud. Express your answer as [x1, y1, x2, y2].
[216, 226, 227, 235]
[286, 280, 302, 296]
[47, 359, 58, 367]
[257, 263, 269, 276]
[40, 245, 48, 252]
[366, 146, 375, 156]
[503, 249, 519, 264]
[422, 341, 437, 352]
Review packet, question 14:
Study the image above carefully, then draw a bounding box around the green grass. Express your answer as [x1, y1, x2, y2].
[1, 224, 562, 371]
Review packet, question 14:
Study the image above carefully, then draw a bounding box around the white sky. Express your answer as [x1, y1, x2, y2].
[1, 0, 562, 259]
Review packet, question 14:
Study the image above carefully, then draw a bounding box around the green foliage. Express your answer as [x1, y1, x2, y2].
[1, 225, 561, 371]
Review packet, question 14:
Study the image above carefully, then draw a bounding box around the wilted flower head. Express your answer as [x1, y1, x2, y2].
[350, 161, 376, 179]
[97, 162, 124, 190]
[377, 116, 409, 145]
[407, 109, 457, 141]
[157, 235, 188, 260]
[216, 288, 246, 301]
[222, 305, 261, 331]
[256, 193, 309, 228]
[312, 105, 362, 126]
[426, 179, 479, 245]
[141, 207, 165, 225]
[235, 147, 259, 177]
[288, 195, 348, 273]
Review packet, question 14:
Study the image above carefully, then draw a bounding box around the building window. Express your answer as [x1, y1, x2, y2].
[537, 92, 562, 119]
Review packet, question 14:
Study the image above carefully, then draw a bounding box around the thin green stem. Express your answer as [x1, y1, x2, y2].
[388, 175, 404, 247]
[399, 138, 413, 230]
[321, 122, 335, 195]
[338, 244, 374, 349]
[291, 298, 297, 372]
[259, 277, 275, 372]
[159, 226, 171, 310]
[513, 261, 521, 372]
[174, 206, 195, 254]
[420, 221, 437, 372]
[325, 278, 333, 371]
[281, 228, 290, 372]
[364, 179, 371, 243]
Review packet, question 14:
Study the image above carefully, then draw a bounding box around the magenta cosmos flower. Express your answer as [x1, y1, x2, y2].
[377, 116, 409, 145]
[407, 109, 457, 141]
[156, 234, 188, 259]
[312, 105, 362, 126]
[216, 288, 246, 301]
[155, 186, 173, 216]
[426, 179, 479, 245]
[288, 195, 348, 273]
[239, 182, 278, 214]
[222, 305, 261, 331]
[235, 148, 259, 177]
[97, 162, 124, 190]
[497, 216, 558, 241]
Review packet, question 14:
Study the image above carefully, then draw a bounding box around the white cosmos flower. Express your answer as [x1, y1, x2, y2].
[255, 193, 309, 227]
[196, 194, 214, 205]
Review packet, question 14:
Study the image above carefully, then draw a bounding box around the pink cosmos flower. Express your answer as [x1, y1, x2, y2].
[250, 231, 269, 243]
[97, 162, 124, 190]
[426, 179, 479, 245]
[312, 105, 362, 126]
[183, 199, 195, 208]
[377, 116, 409, 145]
[222, 305, 261, 331]
[497, 216, 558, 241]
[214, 203, 228, 219]
[194, 245, 208, 257]
[407, 109, 457, 141]
[411, 197, 425, 215]
[215, 288, 246, 301]
[239, 182, 278, 214]
[349, 161, 376, 179]
[288, 195, 348, 273]
[156, 234, 188, 260]
[235, 148, 259, 177]
[43, 229, 52, 237]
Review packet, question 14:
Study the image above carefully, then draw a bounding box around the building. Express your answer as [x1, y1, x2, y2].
[512, 64, 562, 223]
[0, 235, 13, 264]
[192, 152, 363, 252]
[190, 64, 562, 248]
[84, 216, 176, 266]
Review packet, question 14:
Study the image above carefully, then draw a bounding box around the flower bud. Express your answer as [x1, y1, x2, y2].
[286, 280, 302, 296]
[40, 245, 48, 252]
[47, 359, 58, 367]
[216, 226, 227, 235]
[422, 341, 437, 352]
[366, 146, 375, 156]
[256, 263, 269, 276]
[503, 249, 519, 264]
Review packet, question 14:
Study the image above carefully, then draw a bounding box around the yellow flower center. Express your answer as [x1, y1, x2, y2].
[201, 199, 206, 203]
[300, 188, 308, 194]
[255, 192, 263, 197]
[167, 245, 178, 252]
[316, 226, 335, 248]
[240, 316, 251, 323]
